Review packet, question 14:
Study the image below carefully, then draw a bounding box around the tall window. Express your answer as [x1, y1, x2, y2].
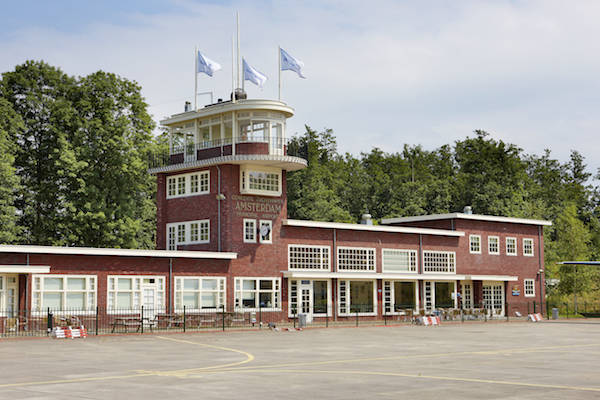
[383, 281, 417, 314]
[243, 219, 256, 243]
[337, 247, 376, 271]
[382, 249, 417, 272]
[423, 251, 456, 273]
[259, 220, 272, 243]
[523, 238, 534, 256]
[506, 237, 517, 255]
[488, 236, 499, 255]
[167, 220, 210, 249]
[469, 235, 481, 254]
[107, 276, 165, 312]
[166, 171, 210, 199]
[524, 279, 535, 297]
[175, 277, 225, 310]
[234, 278, 280, 310]
[32, 275, 96, 312]
[288, 245, 330, 271]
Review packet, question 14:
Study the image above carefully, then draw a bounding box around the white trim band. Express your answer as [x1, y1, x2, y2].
[0, 245, 237, 260]
[0, 265, 51, 273]
[382, 213, 552, 226]
[283, 219, 465, 237]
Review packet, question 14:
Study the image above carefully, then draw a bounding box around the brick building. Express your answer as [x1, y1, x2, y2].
[0, 95, 551, 323]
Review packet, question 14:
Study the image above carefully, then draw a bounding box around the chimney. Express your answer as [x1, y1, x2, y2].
[361, 213, 373, 225]
[184, 101, 192, 112]
[463, 206, 473, 215]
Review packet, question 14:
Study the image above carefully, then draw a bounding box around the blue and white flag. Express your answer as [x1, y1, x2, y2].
[280, 48, 306, 78]
[197, 50, 222, 77]
[243, 58, 268, 88]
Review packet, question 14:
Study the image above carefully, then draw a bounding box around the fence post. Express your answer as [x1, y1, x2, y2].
[293, 308, 296, 329]
[533, 301, 536, 314]
[183, 305, 186, 333]
[259, 302, 262, 329]
[355, 308, 359, 327]
[506, 302, 509, 322]
[384, 307, 387, 326]
[95, 306, 99, 336]
[141, 306, 144, 334]
[222, 304, 225, 331]
[326, 306, 329, 328]
[565, 303, 569, 319]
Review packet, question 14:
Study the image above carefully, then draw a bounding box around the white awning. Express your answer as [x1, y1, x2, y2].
[0, 265, 51, 274]
[464, 275, 519, 282]
[282, 271, 466, 281]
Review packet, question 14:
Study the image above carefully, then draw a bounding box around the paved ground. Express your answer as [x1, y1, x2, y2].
[1, 320, 599, 399]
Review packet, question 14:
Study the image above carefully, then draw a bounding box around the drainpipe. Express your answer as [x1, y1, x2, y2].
[216, 165, 223, 252]
[333, 228, 337, 321]
[419, 234, 423, 310]
[169, 258, 173, 313]
[25, 254, 29, 311]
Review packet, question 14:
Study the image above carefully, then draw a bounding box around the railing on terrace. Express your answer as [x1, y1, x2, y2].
[148, 136, 305, 169]
[0, 300, 564, 338]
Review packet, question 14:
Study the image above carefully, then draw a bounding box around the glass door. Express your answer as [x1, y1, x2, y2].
[299, 280, 313, 322]
[269, 121, 284, 155]
[482, 282, 504, 317]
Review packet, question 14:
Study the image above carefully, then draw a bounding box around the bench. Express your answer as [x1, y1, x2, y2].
[111, 317, 156, 333]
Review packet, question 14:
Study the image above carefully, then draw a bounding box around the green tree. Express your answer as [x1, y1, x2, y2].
[0, 98, 22, 243]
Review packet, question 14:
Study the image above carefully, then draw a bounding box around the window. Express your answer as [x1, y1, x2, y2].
[338, 280, 376, 315]
[288, 280, 330, 317]
[524, 279, 535, 297]
[107, 276, 165, 312]
[435, 282, 454, 308]
[469, 235, 481, 254]
[31, 275, 96, 312]
[166, 171, 210, 199]
[488, 236, 499, 255]
[234, 278, 280, 310]
[423, 251, 456, 273]
[167, 220, 210, 249]
[243, 219, 256, 243]
[523, 238, 534, 256]
[259, 220, 272, 243]
[175, 277, 226, 311]
[239, 165, 282, 196]
[288, 245, 330, 271]
[382, 249, 417, 272]
[383, 281, 417, 314]
[506, 237, 517, 256]
[337, 247, 376, 271]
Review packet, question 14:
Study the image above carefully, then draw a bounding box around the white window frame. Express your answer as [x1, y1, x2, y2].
[523, 238, 534, 257]
[239, 165, 282, 197]
[166, 170, 210, 199]
[107, 275, 165, 314]
[174, 276, 226, 312]
[422, 251, 456, 274]
[506, 237, 517, 256]
[234, 277, 281, 311]
[381, 249, 417, 273]
[469, 235, 481, 254]
[337, 246, 376, 272]
[31, 274, 97, 314]
[488, 236, 500, 255]
[383, 280, 419, 315]
[337, 279, 377, 316]
[243, 219, 256, 243]
[524, 279, 535, 297]
[259, 220, 273, 244]
[166, 219, 210, 248]
[288, 279, 332, 318]
[288, 244, 331, 271]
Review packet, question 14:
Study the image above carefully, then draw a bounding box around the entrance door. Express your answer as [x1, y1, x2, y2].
[184, 131, 196, 162]
[269, 122, 284, 155]
[1, 275, 18, 318]
[142, 283, 158, 320]
[482, 282, 504, 317]
[299, 281, 313, 323]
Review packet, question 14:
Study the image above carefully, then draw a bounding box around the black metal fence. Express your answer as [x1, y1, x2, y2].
[0, 300, 574, 338]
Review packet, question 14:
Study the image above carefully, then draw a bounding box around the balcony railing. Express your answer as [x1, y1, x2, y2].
[148, 136, 304, 169]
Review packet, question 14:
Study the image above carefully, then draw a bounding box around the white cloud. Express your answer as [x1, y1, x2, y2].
[2, 0, 600, 172]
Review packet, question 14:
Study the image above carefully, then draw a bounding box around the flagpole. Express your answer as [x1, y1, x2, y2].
[278, 46, 281, 101]
[231, 36, 236, 104]
[236, 12, 241, 89]
[194, 46, 198, 110]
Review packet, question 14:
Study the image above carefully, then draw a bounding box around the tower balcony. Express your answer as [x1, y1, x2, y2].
[148, 135, 307, 174]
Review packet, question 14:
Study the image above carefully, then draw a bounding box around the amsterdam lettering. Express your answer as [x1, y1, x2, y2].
[232, 195, 283, 219]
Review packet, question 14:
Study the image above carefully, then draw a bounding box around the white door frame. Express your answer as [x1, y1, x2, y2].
[0, 274, 18, 317]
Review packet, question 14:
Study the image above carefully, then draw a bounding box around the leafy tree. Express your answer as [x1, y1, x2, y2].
[0, 98, 22, 243]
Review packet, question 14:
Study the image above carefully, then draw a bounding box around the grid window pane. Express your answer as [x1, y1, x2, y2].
[44, 278, 63, 290]
[289, 245, 330, 270]
[423, 251, 456, 273]
[337, 247, 375, 271]
[382, 249, 417, 272]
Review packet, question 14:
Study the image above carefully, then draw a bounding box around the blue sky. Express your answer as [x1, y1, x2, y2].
[2, 0, 600, 175]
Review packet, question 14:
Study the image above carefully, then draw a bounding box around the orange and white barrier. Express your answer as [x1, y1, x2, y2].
[419, 316, 441, 326]
[52, 325, 88, 339]
[528, 313, 543, 322]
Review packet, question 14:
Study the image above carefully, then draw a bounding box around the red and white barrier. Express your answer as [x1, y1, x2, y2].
[52, 325, 87, 339]
[419, 316, 441, 326]
[528, 313, 543, 322]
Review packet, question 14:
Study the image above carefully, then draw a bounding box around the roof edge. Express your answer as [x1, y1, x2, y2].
[381, 213, 552, 226]
[282, 219, 465, 237]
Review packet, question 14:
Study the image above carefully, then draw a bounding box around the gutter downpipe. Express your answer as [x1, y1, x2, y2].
[169, 257, 173, 314]
[419, 234, 423, 311]
[25, 253, 29, 311]
[217, 165, 222, 252]
[538, 225, 543, 315]
[333, 228, 337, 321]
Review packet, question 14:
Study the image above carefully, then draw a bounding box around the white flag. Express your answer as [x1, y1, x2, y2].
[243, 58, 268, 88]
[280, 48, 306, 78]
[197, 50, 221, 77]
